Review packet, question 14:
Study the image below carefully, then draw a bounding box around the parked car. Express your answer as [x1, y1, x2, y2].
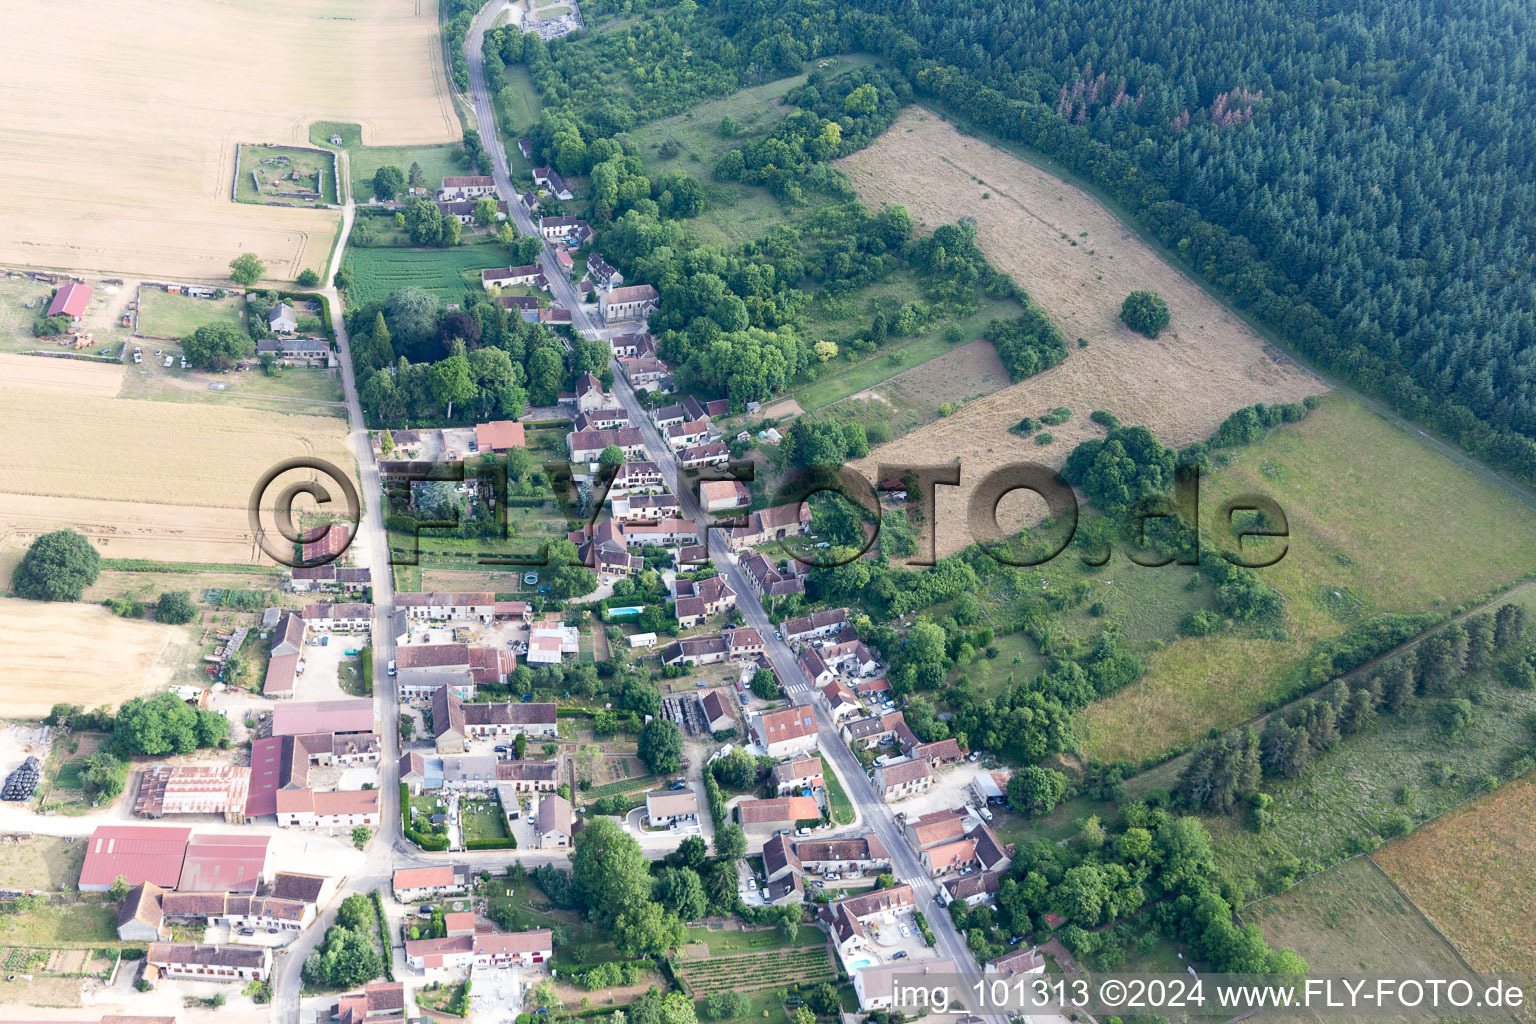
[494, 745, 508, 753]
[893, 951, 909, 960]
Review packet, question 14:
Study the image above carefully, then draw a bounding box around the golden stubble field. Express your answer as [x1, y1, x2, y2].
[0, 597, 177, 716]
[837, 109, 1325, 555]
[1373, 771, 1536, 979]
[0, 355, 354, 568]
[0, 0, 458, 281]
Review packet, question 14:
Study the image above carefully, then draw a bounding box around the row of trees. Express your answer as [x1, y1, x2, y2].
[1181, 604, 1528, 814]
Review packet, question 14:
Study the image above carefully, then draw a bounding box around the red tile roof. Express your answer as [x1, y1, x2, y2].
[476, 420, 527, 451]
[47, 282, 92, 318]
[177, 833, 271, 892]
[80, 825, 190, 889]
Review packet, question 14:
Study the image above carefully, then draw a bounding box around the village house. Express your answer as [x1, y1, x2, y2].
[600, 284, 660, 325]
[913, 737, 967, 766]
[263, 611, 306, 698]
[395, 591, 497, 621]
[818, 678, 862, 722]
[586, 253, 623, 289]
[986, 946, 1047, 978]
[267, 302, 298, 334]
[736, 795, 821, 834]
[645, 790, 700, 832]
[665, 418, 712, 450]
[873, 758, 933, 802]
[903, 808, 968, 852]
[406, 929, 552, 972]
[727, 503, 813, 551]
[573, 407, 630, 432]
[146, 941, 271, 983]
[943, 869, 1003, 907]
[700, 479, 751, 511]
[619, 355, 670, 390]
[274, 789, 379, 830]
[611, 460, 664, 494]
[567, 426, 647, 463]
[539, 215, 592, 242]
[760, 834, 805, 905]
[673, 574, 735, 628]
[677, 441, 730, 469]
[476, 419, 527, 453]
[532, 167, 573, 200]
[818, 885, 917, 957]
[820, 639, 881, 678]
[301, 602, 371, 632]
[798, 648, 837, 688]
[573, 370, 605, 413]
[610, 492, 681, 523]
[46, 281, 92, 327]
[751, 706, 819, 759]
[431, 689, 557, 753]
[439, 175, 497, 200]
[534, 794, 574, 848]
[922, 836, 979, 876]
[622, 517, 700, 548]
[496, 760, 561, 794]
[331, 980, 408, 1024]
[771, 755, 824, 795]
[840, 710, 917, 751]
[574, 519, 644, 578]
[257, 337, 332, 367]
[609, 332, 655, 359]
[439, 198, 508, 224]
[393, 865, 469, 901]
[695, 688, 736, 733]
[794, 835, 890, 876]
[741, 553, 806, 598]
[482, 264, 546, 290]
[854, 959, 955, 1012]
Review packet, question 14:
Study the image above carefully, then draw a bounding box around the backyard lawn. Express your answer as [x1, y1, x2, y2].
[136, 289, 245, 340]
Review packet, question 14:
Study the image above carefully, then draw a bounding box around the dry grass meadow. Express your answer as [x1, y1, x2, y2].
[0, 355, 353, 568]
[1373, 772, 1536, 979]
[1076, 395, 1536, 762]
[0, 0, 458, 281]
[838, 109, 1324, 555]
[0, 598, 176, 716]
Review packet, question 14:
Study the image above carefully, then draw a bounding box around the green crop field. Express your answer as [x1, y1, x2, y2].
[236, 144, 336, 206]
[135, 289, 244, 340]
[1079, 394, 1536, 763]
[342, 246, 509, 308]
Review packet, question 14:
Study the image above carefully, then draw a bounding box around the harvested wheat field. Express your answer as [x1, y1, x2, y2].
[0, 0, 458, 281]
[0, 358, 353, 565]
[0, 354, 123, 398]
[838, 109, 1324, 555]
[0, 598, 176, 716]
[1373, 772, 1536, 978]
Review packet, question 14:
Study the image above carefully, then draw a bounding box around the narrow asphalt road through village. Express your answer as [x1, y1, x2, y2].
[461, 11, 1034, 1020]
[279, 15, 1058, 1023]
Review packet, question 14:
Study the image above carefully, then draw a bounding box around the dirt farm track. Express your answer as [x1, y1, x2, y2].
[838, 109, 1325, 555]
[0, 0, 459, 281]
